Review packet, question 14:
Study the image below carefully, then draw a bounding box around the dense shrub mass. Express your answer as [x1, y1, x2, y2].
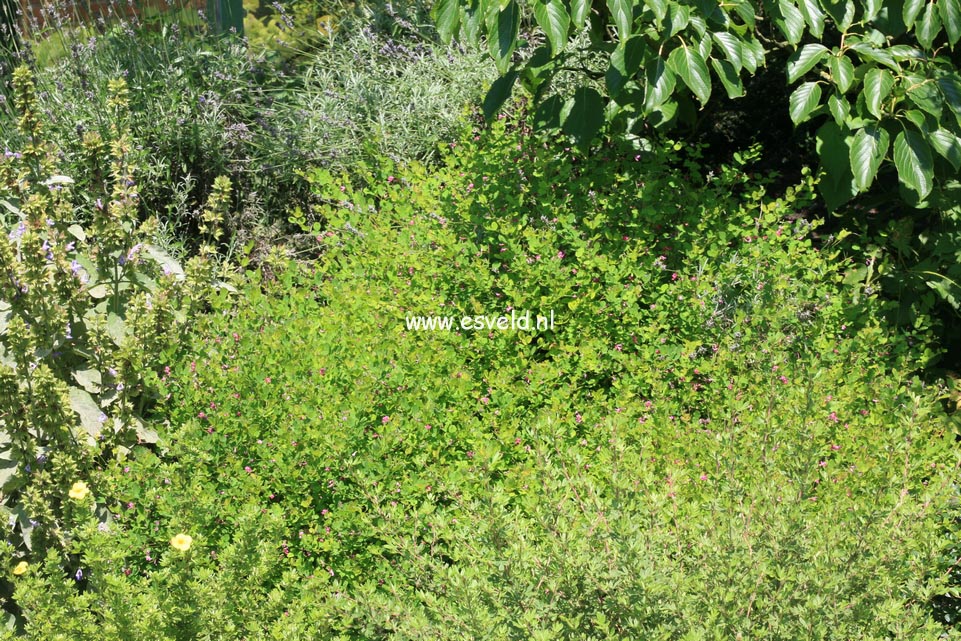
[4, 120, 959, 638]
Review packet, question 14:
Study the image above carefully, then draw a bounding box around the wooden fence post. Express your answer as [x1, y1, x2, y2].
[206, 0, 243, 35]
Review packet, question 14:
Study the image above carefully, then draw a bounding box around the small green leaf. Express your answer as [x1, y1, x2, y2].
[533, 0, 570, 56]
[930, 128, 961, 169]
[893, 128, 935, 198]
[789, 81, 823, 124]
[906, 73, 943, 117]
[562, 87, 605, 148]
[916, 1, 943, 48]
[712, 32, 743, 71]
[828, 54, 855, 93]
[904, 0, 925, 27]
[643, 56, 676, 111]
[483, 72, 518, 121]
[667, 45, 712, 106]
[850, 125, 890, 191]
[741, 38, 764, 74]
[940, 0, 961, 45]
[864, 68, 895, 118]
[828, 92, 851, 125]
[787, 43, 829, 83]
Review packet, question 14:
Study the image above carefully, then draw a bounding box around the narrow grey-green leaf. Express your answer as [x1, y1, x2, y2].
[941, 0, 961, 45]
[893, 128, 935, 198]
[930, 128, 961, 169]
[562, 87, 605, 148]
[787, 43, 829, 83]
[643, 56, 676, 111]
[917, 1, 943, 49]
[608, 0, 633, 36]
[828, 92, 851, 125]
[712, 32, 743, 72]
[69, 387, 105, 442]
[667, 45, 712, 106]
[904, 0, 925, 26]
[789, 81, 823, 124]
[798, 0, 825, 36]
[570, 0, 590, 28]
[850, 125, 890, 191]
[828, 54, 855, 93]
[776, 0, 805, 43]
[712, 58, 745, 98]
[864, 68, 895, 118]
[534, 0, 570, 56]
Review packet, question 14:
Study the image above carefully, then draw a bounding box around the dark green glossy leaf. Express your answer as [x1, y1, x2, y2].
[711, 58, 745, 98]
[930, 128, 961, 169]
[850, 125, 890, 191]
[432, 0, 462, 42]
[816, 121, 857, 209]
[483, 71, 518, 121]
[903, 0, 925, 27]
[562, 87, 605, 148]
[916, 1, 943, 48]
[712, 32, 743, 71]
[893, 127, 934, 198]
[643, 55, 677, 111]
[798, 0, 825, 36]
[667, 45, 712, 106]
[864, 68, 895, 118]
[828, 54, 855, 93]
[941, 0, 961, 45]
[608, 0, 633, 36]
[570, 0, 591, 28]
[789, 81, 823, 124]
[534, 0, 571, 56]
[776, 0, 805, 43]
[828, 92, 851, 124]
[489, 1, 521, 73]
[787, 43, 829, 83]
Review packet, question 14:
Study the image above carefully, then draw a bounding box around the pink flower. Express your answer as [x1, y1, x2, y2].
[381, 415, 390, 424]
[828, 412, 839, 422]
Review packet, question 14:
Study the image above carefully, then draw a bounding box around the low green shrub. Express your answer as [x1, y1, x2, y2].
[7, 119, 960, 638]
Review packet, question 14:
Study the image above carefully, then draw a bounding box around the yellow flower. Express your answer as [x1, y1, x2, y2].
[12, 561, 28, 576]
[68, 481, 89, 500]
[170, 533, 193, 552]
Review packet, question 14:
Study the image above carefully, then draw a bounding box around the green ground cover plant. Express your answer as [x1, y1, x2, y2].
[4, 117, 960, 638]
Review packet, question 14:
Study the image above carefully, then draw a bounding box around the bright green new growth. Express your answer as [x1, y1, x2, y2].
[435, 0, 961, 209]
[6, 120, 960, 638]
[0, 66, 226, 565]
